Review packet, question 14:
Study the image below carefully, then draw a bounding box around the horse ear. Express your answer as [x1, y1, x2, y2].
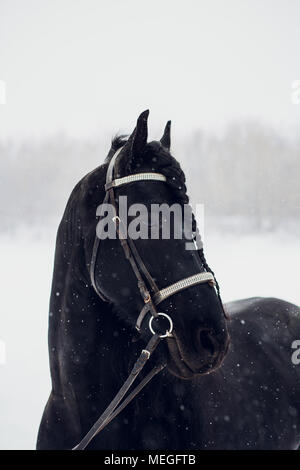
[160, 120, 171, 150]
[121, 110, 149, 173]
[127, 109, 149, 157]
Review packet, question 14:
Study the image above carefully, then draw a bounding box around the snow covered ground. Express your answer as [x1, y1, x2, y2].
[0, 227, 299, 449]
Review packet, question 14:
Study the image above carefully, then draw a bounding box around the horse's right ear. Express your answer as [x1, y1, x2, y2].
[132, 109, 149, 157]
[124, 110, 149, 171]
[115, 110, 149, 175]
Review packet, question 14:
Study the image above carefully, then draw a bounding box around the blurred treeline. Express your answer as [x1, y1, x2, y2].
[1, 122, 299, 233]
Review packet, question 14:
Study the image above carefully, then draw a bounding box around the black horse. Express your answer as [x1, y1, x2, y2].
[37, 111, 300, 450]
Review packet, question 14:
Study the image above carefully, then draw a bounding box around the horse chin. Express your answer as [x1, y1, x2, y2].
[165, 336, 196, 380]
[166, 336, 223, 380]
[167, 360, 196, 380]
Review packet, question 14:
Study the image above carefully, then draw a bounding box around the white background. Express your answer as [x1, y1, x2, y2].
[0, 0, 299, 449]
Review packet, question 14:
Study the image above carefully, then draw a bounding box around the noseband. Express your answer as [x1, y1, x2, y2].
[73, 145, 217, 450]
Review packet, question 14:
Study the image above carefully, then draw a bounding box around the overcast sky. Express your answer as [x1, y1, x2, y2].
[1, 0, 300, 140]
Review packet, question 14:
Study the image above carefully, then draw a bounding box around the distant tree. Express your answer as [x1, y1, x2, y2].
[0, 123, 299, 233]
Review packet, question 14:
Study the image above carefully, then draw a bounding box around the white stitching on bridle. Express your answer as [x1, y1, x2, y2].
[105, 172, 166, 190]
[154, 272, 215, 304]
[135, 272, 215, 332]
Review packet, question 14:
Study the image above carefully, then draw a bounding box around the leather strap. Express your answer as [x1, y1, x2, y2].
[73, 334, 162, 450]
[90, 190, 110, 302]
[87, 363, 166, 438]
[135, 272, 215, 331]
[109, 188, 159, 318]
[105, 172, 166, 190]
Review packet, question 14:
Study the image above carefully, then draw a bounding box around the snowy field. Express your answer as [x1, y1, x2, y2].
[0, 227, 299, 450]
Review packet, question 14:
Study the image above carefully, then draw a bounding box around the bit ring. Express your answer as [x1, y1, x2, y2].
[149, 313, 173, 338]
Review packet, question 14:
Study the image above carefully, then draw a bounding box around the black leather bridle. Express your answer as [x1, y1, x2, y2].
[73, 145, 216, 450]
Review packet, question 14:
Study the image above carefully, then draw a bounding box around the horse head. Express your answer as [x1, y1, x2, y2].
[92, 110, 230, 379]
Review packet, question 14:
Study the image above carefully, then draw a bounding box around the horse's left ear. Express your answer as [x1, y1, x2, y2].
[160, 120, 171, 150]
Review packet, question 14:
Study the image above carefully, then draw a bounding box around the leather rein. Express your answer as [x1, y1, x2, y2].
[73, 146, 216, 450]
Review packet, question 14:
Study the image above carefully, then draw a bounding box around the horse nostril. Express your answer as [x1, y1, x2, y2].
[197, 329, 216, 356]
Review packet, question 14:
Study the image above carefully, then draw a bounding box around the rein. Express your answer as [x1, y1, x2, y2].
[73, 334, 165, 450]
[73, 145, 216, 450]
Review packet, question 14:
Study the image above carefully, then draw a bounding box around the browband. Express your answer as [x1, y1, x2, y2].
[105, 173, 166, 191]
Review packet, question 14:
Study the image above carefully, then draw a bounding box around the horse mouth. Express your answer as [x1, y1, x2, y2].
[165, 333, 224, 379]
[165, 335, 198, 379]
[165, 337, 195, 379]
